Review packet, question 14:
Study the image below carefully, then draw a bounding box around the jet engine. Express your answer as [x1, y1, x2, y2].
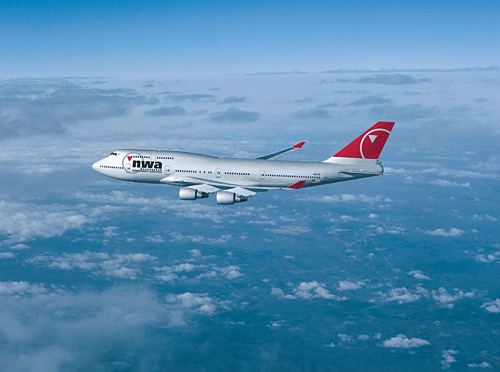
[179, 187, 208, 200]
[216, 191, 248, 205]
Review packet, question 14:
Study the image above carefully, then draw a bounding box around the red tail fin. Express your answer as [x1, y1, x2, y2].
[330, 121, 395, 160]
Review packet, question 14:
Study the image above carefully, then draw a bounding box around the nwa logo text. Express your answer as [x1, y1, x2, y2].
[123, 153, 163, 173]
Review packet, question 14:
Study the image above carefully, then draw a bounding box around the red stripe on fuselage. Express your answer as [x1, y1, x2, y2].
[287, 180, 307, 189]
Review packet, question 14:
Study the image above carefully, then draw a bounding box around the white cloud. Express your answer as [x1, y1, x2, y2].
[166, 292, 217, 316]
[102, 226, 118, 239]
[337, 280, 363, 291]
[169, 232, 231, 245]
[0, 281, 48, 296]
[268, 320, 286, 329]
[383, 287, 422, 304]
[145, 235, 165, 243]
[271, 288, 295, 300]
[0, 200, 90, 244]
[0, 81, 154, 142]
[105, 267, 139, 280]
[172, 263, 198, 273]
[294, 281, 344, 300]
[381, 334, 430, 348]
[474, 252, 500, 263]
[271, 287, 284, 297]
[408, 270, 431, 280]
[265, 226, 311, 236]
[73, 190, 228, 224]
[248, 219, 278, 226]
[468, 362, 491, 368]
[296, 194, 387, 204]
[481, 298, 500, 313]
[218, 265, 243, 279]
[154, 263, 242, 282]
[116, 253, 157, 263]
[421, 167, 498, 180]
[441, 349, 458, 369]
[425, 228, 465, 237]
[431, 287, 474, 308]
[386, 226, 406, 234]
[195, 271, 217, 280]
[429, 179, 471, 188]
[339, 215, 358, 222]
[29, 251, 157, 280]
[9, 243, 30, 250]
[337, 334, 354, 343]
[0, 282, 194, 371]
[273, 281, 345, 301]
[155, 273, 178, 282]
[189, 249, 201, 257]
[0, 252, 15, 259]
[339, 194, 356, 202]
[226, 270, 242, 279]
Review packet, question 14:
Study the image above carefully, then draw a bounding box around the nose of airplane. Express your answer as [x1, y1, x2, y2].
[91, 160, 100, 172]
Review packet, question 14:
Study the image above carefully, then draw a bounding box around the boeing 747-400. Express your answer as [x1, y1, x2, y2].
[92, 121, 395, 204]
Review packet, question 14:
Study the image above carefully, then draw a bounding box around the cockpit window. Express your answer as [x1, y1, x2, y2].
[110, 152, 118, 156]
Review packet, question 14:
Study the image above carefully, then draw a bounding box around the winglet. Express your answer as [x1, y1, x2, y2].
[287, 180, 307, 189]
[256, 141, 306, 160]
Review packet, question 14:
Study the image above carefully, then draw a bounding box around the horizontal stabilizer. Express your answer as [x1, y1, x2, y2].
[339, 170, 383, 176]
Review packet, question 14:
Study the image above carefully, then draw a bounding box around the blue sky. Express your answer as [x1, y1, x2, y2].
[1, 0, 499, 76]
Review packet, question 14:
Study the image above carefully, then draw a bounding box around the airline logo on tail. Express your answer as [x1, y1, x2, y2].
[325, 121, 395, 162]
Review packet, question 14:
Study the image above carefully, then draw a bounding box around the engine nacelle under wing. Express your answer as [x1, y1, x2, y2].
[216, 191, 248, 205]
[179, 187, 208, 200]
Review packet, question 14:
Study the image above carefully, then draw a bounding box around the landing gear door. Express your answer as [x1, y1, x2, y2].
[260, 170, 265, 180]
[216, 168, 221, 178]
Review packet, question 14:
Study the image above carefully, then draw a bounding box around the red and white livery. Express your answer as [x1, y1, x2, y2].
[92, 121, 395, 204]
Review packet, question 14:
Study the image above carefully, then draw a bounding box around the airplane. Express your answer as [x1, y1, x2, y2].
[92, 121, 395, 204]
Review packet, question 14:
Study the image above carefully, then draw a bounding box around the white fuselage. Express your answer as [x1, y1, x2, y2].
[92, 149, 383, 190]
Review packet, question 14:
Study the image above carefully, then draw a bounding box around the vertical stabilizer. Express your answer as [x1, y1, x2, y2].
[323, 121, 395, 163]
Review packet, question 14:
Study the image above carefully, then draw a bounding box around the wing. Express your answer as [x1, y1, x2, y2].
[161, 176, 305, 205]
[256, 141, 305, 160]
[224, 187, 257, 197]
[160, 175, 224, 190]
[186, 184, 221, 194]
[160, 176, 268, 196]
